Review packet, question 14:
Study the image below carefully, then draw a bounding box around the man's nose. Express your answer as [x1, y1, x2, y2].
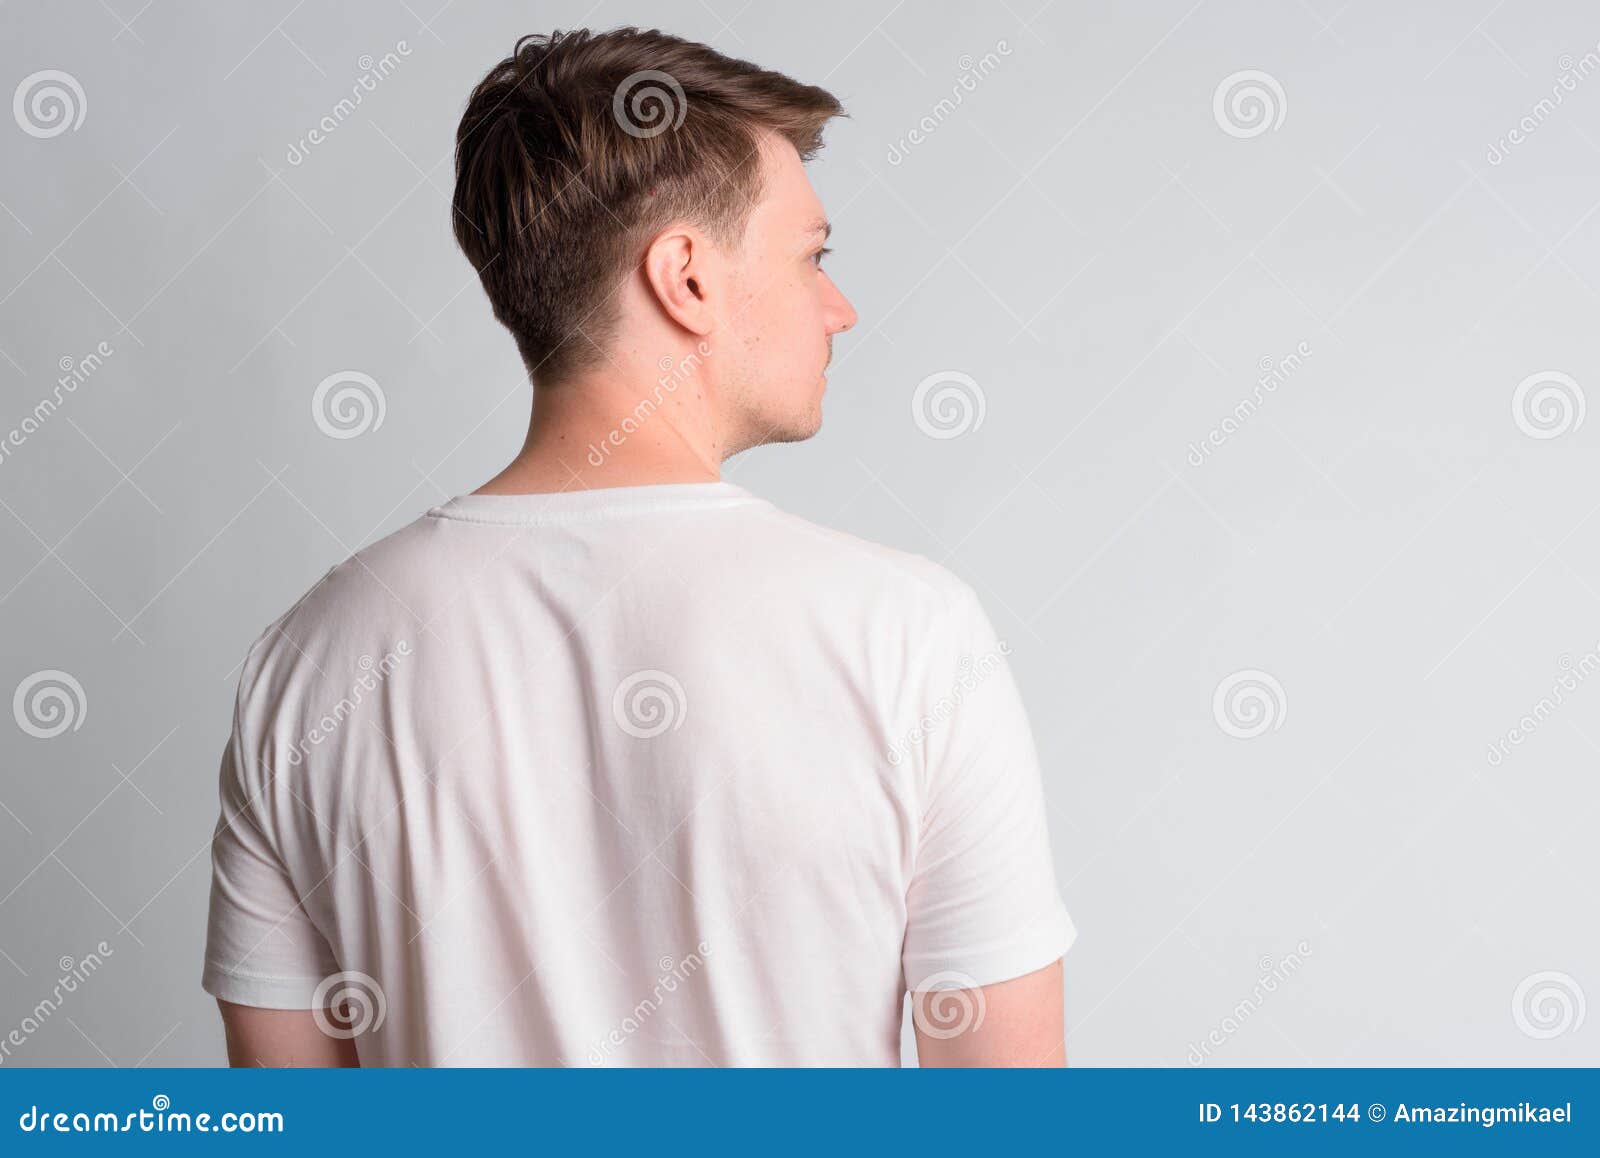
[828, 283, 857, 334]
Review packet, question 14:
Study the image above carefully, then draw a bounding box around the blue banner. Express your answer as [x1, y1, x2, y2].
[2, 1068, 1594, 1153]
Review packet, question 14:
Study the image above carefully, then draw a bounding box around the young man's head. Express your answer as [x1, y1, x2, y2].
[453, 28, 857, 454]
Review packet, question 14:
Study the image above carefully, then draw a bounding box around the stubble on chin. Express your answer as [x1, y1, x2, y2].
[765, 396, 825, 447]
[728, 389, 824, 454]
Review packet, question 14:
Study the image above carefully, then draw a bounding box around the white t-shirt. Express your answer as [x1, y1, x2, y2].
[203, 481, 1074, 1065]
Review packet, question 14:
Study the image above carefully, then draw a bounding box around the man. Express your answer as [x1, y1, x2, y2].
[204, 26, 1074, 1067]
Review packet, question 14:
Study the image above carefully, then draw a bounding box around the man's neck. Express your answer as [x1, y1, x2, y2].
[475, 363, 729, 495]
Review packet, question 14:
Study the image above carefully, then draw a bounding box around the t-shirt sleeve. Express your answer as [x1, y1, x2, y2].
[900, 582, 1076, 993]
[201, 713, 340, 1009]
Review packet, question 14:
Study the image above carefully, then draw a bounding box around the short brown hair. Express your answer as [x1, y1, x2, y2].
[452, 27, 843, 384]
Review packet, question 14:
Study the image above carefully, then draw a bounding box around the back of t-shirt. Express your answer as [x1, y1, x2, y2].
[202, 481, 1073, 1065]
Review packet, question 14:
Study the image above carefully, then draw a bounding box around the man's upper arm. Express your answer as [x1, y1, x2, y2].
[912, 959, 1065, 1067]
[899, 583, 1075, 1064]
[217, 1001, 360, 1068]
[204, 685, 349, 1065]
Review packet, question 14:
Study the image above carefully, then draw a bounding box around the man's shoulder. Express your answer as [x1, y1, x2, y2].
[746, 501, 978, 619]
[233, 514, 445, 698]
[298, 512, 447, 621]
[230, 497, 988, 702]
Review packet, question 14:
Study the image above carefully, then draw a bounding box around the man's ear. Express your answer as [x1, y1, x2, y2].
[642, 228, 718, 337]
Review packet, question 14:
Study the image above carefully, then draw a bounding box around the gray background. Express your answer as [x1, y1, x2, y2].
[2, 0, 1597, 1067]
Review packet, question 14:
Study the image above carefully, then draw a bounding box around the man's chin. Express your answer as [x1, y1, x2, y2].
[743, 401, 824, 449]
[777, 406, 824, 445]
[755, 424, 819, 449]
